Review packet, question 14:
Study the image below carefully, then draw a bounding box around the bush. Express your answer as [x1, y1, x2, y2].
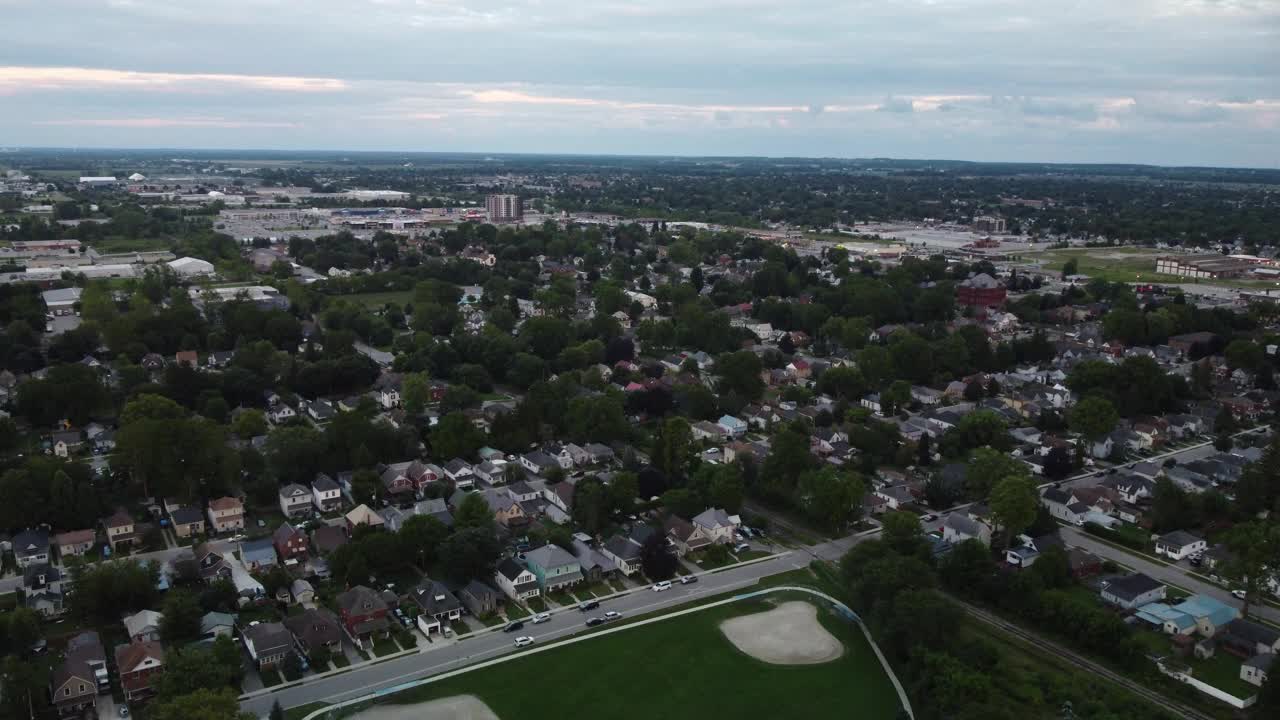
[281, 653, 303, 681]
[307, 646, 331, 670]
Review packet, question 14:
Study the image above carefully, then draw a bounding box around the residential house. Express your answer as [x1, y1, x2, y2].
[563, 443, 591, 467]
[1242, 654, 1273, 688]
[459, 580, 502, 618]
[54, 529, 96, 559]
[310, 525, 348, 556]
[444, 459, 476, 488]
[875, 486, 916, 511]
[665, 515, 712, 556]
[269, 403, 297, 424]
[207, 350, 234, 369]
[207, 497, 245, 534]
[375, 373, 402, 409]
[169, 506, 205, 538]
[284, 608, 343, 658]
[240, 538, 278, 572]
[272, 521, 309, 563]
[194, 543, 231, 582]
[200, 612, 236, 640]
[523, 545, 584, 592]
[411, 579, 463, 635]
[1136, 594, 1239, 637]
[519, 452, 559, 477]
[279, 483, 314, 518]
[860, 393, 884, 416]
[103, 510, 136, 551]
[174, 350, 198, 368]
[942, 514, 992, 546]
[585, 443, 617, 465]
[1216, 618, 1280, 658]
[305, 399, 336, 422]
[50, 632, 107, 716]
[601, 534, 644, 576]
[13, 529, 51, 568]
[114, 641, 164, 700]
[716, 415, 748, 438]
[691, 508, 739, 544]
[312, 473, 343, 512]
[1099, 573, 1167, 610]
[335, 586, 391, 650]
[243, 621, 293, 669]
[1005, 532, 1065, 568]
[345, 504, 385, 533]
[494, 558, 541, 601]
[52, 429, 83, 458]
[23, 563, 64, 617]
[1155, 531, 1206, 561]
[691, 421, 723, 441]
[123, 609, 163, 642]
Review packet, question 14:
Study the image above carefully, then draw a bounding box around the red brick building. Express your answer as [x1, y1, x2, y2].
[114, 641, 164, 701]
[335, 585, 390, 650]
[957, 273, 1008, 307]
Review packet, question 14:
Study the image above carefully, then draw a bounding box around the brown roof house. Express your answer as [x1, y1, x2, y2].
[243, 621, 293, 670]
[207, 496, 245, 533]
[50, 631, 107, 716]
[114, 641, 164, 701]
[55, 529, 96, 559]
[102, 510, 136, 551]
[283, 608, 343, 659]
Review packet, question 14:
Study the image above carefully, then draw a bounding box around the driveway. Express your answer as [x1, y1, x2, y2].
[96, 693, 118, 720]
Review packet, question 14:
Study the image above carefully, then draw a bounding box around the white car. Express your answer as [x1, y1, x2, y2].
[652, 580, 672, 592]
[604, 611, 622, 621]
[514, 636, 535, 648]
[1231, 589, 1247, 600]
[531, 612, 551, 624]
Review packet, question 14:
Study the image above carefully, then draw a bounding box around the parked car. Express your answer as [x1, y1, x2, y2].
[118, 708, 129, 719]
[514, 636, 535, 648]
[679, 575, 698, 585]
[586, 617, 604, 627]
[604, 611, 622, 621]
[1232, 589, 1247, 600]
[733, 543, 750, 553]
[921, 513, 938, 522]
[531, 613, 551, 624]
[503, 621, 524, 633]
[652, 580, 672, 592]
[578, 600, 600, 612]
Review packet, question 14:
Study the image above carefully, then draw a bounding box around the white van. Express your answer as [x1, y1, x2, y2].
[652, 580, 672, 592]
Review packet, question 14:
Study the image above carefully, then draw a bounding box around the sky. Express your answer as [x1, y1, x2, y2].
[1, 0, 1278, 167]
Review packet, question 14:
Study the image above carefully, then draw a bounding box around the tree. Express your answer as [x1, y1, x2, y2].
[401, 371, 432, 415]
[439, 528, 501, 582]
[1061, 257, 1079, 279]
[230, 408, 267, 439]
[1150, 477, 1197, 533]
[607, 471, 639, 515]
[759, 424, 816, 501]
[1221, 521, 1280, 619]
[1068, 396, 1119, 440]
[160, 590, 203, 646]
[916, 434, 932, 467]
[399, 514, 448, 567]
[264, 425, 328, 486]
[1043, 445, 1073, 480]
[639, 528, 678, 580]
[1224, 339, 1264, 373]
[572, 478, 611, 533]
[154, 636, 243, 698]
[990, 475, 1038, 545]
[650, 417, 694, 482]
[880, 512, 924, 556]
[149, 688, 255, 720]
[714, 350, 765, 400]
[796, 468, 866, 533]
[430, 411, 485, 460]
[964, 447, 1027, 500]
[454, 492, 495, 532]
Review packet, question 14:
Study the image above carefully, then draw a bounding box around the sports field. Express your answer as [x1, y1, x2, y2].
[341, 597, 903, 720]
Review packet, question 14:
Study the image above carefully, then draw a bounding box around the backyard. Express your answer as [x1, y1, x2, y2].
[336, 596, 902, 720]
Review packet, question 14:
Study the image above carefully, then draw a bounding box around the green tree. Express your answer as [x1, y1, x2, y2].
[990, 475, 1038, 545]
[160, 589, 204, 646]
[398, 514, 449, 567]
[714, 350, 765, 400]
[401, 372, 432, 415]
[230, 408, 268, 439]
[796, 467, 866, 533]
[149, 688, 254, 720]
[650, 417, 693, 481]
[572, 478, 611, 533]
[964, 447, 1027, 500]
[430, 412, 484, 460]
[1068, 396, 1119, 440]
[454, 492, 495, 532]
[1221, 521, 1280, 619]
[439, 527, 501, 582]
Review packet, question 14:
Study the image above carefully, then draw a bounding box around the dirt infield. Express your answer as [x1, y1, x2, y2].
[719, 601, 844, 665]
[346, 695, 500, 720]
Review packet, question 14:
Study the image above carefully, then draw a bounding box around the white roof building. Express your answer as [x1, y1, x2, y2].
[167, 257, 215, 277]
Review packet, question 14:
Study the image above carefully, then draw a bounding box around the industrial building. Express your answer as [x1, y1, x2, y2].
[1155, 255, 1261, 279]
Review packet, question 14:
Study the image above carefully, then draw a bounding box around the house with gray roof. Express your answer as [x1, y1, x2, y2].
[1100, 573, 1167, 610]
[942, 513, 992, 546]
[239, 537, 279, 571]
[601, 534, 643, 576]
[523, 544, 583, 591]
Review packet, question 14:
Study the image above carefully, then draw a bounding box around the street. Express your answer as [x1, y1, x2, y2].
[239, 544, 849, 717]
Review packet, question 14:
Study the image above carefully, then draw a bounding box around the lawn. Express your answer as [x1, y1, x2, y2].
[363, 599, 902, 720]
[1188, 652, 1257, 699]
[332, 654, 351, 668]
[260, 668, 284, 687]
[505, 603, 530, 620]
[607, 579, 627, 593]
[285, 702, 329, 720]
[525, 597, 548, 612]
[345, 290, 414, 309]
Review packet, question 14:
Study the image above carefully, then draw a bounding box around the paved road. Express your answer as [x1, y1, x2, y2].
[240, 546, 845, 717]
[0, 539, 232, 594]
[1058, 527, 1280, 625]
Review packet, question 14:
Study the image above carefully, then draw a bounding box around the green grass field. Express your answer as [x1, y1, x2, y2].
[342, 598, 902, 720]
[344, 290, 414, 309]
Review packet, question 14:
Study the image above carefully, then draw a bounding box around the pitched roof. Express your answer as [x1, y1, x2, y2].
[123, 609, 163, 639]
[1158, 530, 1204, 548]
[336, 585, 387, 615]
[524, 544, 579, 570]
[1102, 573, 1164, 602]
[114, 640, 164, 674]
[244, 621, 293, 655]
[283, 608, 342, 650]
[496, 557, 532, 582]
[692, 507, 733, 530]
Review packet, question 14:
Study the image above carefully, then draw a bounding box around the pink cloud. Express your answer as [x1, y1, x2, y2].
[0, 66, 347, 94]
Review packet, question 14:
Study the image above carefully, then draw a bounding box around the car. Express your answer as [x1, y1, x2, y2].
[577, 600, 600, 612]
[503, 621, 524, 633]
[515, 543, 531, 552]
[604, 611, 622, 621]
[118, 707, 129, 719]
[514, 636, 535, 648]
[531, 612, 551, 624]
[921, 513, 938, 522]
[1232, 589, 1247, 600]
[679, 575, 698, 585]
[1189, 556, 1203, 567]
[733, 542, 750, 553]
[652, 580, 672, 592]
[586, 617, 604, 627]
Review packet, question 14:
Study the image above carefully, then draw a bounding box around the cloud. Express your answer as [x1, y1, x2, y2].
[876, 96, 915, 113]
[1132, 96, 1231, 123]
[33, 117, 301, 128]
[0, 66, 347, 95]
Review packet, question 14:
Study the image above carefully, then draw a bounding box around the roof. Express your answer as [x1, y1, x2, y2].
[524, 544, 579, 571]
[240, 538, 278, 563]
[1224, 618, 1280, 648]
[1171, 595, 1239, 626]
[604, 535, 643, 562]
[313, 473, 340, 492]
[279, 483, 311, 499]
[55, 528, 96, 546]
[1158, 530, 1204, 548]
[692, 507, 734, 530]
[311, 525, 348, 553]
[283, 608, 342, 650]
[42, 287, 82, 304]
[336, 585, 387, 615]
[412, 580, 462, 616]
[943, 513, 986, 538]
[497, 557, 532, 582]
[1243, 654, 1275, 670]
[114, 640, 164, 674]
[200, 611, 236, 634]
[123, 610, 163, 639]
[244, 621, 293, 655]
[1101, 573, 1164, 602]
[170, 506, 204, 525]
[208, 496, 243, 512]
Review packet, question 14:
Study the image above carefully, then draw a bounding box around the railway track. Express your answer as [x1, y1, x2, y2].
[952, 597, 1219, 720]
